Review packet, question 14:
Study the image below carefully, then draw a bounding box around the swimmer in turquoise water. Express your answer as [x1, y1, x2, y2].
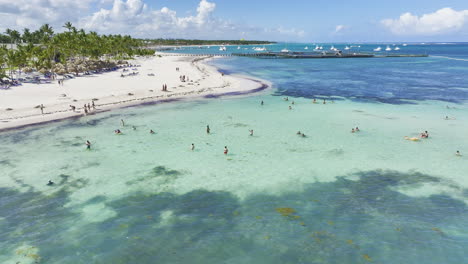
[85, 140, 91, 150]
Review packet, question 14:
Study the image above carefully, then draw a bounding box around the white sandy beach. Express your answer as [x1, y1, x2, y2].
[0, 52, 269, 131]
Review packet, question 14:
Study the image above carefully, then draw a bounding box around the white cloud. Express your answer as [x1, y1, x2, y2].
[334, 25, 346, 33]
[381, 8, 468, 35]
[0, 0, 306, 40]
[0, 0, 95, 30]
[78, 0, 306, 40]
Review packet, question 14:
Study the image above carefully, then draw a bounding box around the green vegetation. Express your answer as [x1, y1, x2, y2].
[0, 23, 154, 78]
[143, 38, 275, 46]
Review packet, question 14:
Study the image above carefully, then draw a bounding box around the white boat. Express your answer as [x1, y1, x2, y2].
[394, 46, 400, 51]
[253, 47, 267, 51]
[330, 45, 338, 51]
[402, 43, 408, 46]
[237, 46, 241, 50]
[385, 45, 392, 51]
[344, 46, 350, 50]
[304, 46, 309, 50]
[281, 48, 290, 53]
[219, 46, 227, 51]
[373, 47, 382, 52]
[313, 45, 320, 51]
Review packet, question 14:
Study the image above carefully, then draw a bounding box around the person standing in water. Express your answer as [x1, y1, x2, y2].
[261, 100, 264, 106]
[206, 125, 210, 134]
[85, 140, 91, 150]
[191, 143, 195, 151]
[456, 151, 462, 156]
[249, 129, 254, 136]
[121, 119, 125, 127]
[224, 146, 228, 155]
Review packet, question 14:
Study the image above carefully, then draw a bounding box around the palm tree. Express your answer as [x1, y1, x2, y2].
[22, 28, 32, 43]
[63, 22, 76, 33]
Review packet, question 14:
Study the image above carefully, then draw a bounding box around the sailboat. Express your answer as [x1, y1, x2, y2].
[253, 47, 267, 51]
[374, 47, 382, 51]
[330, 45, 338, 51]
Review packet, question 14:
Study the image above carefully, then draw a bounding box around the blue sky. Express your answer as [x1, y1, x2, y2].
[1, 0, 468, 41]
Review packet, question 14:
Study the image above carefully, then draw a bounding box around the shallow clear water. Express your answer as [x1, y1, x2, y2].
[1, 44, 467, 263]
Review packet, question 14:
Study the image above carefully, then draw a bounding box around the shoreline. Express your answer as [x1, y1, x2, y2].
[0, 53, 271, 132]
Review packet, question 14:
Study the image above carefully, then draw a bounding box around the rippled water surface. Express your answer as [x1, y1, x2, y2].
[1, 43, 467, 263]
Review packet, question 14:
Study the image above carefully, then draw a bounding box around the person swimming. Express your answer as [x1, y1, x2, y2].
[289, 106, 292, 110]
[224, 146, 228, 155]
[421, 131, 429, 138]
[85, 140, 91, 150]
[297, 131, 301, 135]
[150, 129, 155, 134]
[313, 99, 317, 104]
[191, 143, 195, 151]
[261, 100, 264, 105]
[301, 133, 306, 138]
[351, 128, 355, 133]
[249, 129, 254, 136]
[456, 150, 462, 156]
[404, 136, 420, 141]
[115, 129, 122, 134]
[323, 100, 326, 104]
[206, 125, 210, 134]
[47, 180, 54, 186]
[132, 126, 136, 130]
[355, 127, 360, 132]
[291, 101, 295, 105]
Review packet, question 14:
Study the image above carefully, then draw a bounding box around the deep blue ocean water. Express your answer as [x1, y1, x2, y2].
[202, 43, 468, 104]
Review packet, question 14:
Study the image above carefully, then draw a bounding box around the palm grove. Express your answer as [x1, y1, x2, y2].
[0, 23, 154, 78]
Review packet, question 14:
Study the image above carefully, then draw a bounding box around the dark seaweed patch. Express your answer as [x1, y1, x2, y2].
[126, 166, 184, 185]
[0, 169, 467, 263]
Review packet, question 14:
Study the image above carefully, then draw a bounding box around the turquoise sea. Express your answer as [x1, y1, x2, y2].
[1, 43, 467, 263]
